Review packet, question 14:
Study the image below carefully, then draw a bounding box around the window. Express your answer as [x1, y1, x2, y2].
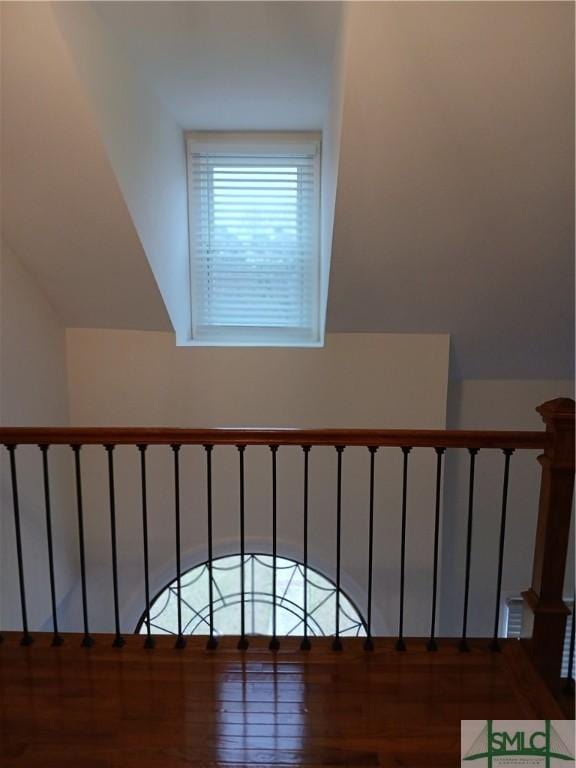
[186, 133, 321, 346]
[505, 596, 574, 678]
[137, 554, 367, 638]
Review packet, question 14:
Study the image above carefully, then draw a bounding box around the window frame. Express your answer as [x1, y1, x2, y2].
[185, 131, 323, 347]
[135, 552, 367, 638]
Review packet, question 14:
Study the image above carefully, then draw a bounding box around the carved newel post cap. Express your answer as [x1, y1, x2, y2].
[536, 399, 575, 460]
[536, 398, 575, 424]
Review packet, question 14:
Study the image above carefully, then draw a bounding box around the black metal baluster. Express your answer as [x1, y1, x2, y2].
[301, 446, 311, 651]
[427, 447, 445, 651]
[172, 444, 186, 649]
[138, 445, 154, 649]
[72, 445, 93, 647]
[269, 445, 280, 651]
[237, 445, 248, 651]
[40, 445, 63, 647]
[364, 447, 378, 652]
[205, 445, 218, 650]
[105, 445, 124, 648]
[396, 447, 411, 651]
[6, 445, 32, 646]
[490, 449, 513, 652]
[332, 446, 345, 652]
[460, 447, 479, 652]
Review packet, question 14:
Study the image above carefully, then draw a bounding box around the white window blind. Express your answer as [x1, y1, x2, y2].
[187, 134, 321, 345]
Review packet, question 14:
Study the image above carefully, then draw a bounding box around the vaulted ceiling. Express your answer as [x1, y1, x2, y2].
[329, 1, 574, 378]
[1, 1, 574, 378]
[1, 2, 170, 331]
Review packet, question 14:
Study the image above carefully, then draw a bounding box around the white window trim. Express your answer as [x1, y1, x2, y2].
[185, 131, 323, 347]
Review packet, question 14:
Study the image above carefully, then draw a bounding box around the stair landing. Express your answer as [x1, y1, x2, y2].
[0, 634, 564, 768]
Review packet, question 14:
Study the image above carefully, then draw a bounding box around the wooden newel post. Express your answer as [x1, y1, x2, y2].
[522, 398, 575, 691]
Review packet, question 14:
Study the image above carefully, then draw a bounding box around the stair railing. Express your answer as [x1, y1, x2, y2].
[0, 398, 573, 694]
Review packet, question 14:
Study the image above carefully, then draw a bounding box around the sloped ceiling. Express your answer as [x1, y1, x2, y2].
[92, 1, 343, 131]
[1, 2, 171, 332]
[55, 1, 344, 343]
[328, 1, 575, 378]
[1, 1, 574, 378]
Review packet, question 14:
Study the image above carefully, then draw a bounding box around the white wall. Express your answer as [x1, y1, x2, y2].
[2, 301, 571, 640]
[0, 241, 76, 630]
[53, 2, 189, 341]
[439, 379, 575, 637]
[320, 5, 348, 338]
[62, 329, 449, 635]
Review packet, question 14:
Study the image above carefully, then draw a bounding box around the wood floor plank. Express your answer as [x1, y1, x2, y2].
[0, 633, 564, 768]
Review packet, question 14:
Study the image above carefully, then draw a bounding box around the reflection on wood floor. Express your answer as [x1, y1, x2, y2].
[0, 634, 563, 767]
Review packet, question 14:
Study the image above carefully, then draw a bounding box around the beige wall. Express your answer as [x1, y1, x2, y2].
[63, 329, 449, 634]
[0, 243, 70, 427]
[0, 241, 76, 629]
[66, 330, 449, 429]
[2, 296, 571, 639]
[328, 1, 574, 380]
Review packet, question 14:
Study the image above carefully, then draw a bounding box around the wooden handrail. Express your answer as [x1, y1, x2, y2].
[0, 399, 573, 692]
[0, 427, 548, 449]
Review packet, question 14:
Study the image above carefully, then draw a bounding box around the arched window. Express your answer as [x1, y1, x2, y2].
[137, 554, 367, 638]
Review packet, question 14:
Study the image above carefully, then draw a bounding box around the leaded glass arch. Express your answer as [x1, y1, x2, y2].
[136, 554, 367, 638]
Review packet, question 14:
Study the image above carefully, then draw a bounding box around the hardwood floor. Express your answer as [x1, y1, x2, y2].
[0, 633, 565, 768]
